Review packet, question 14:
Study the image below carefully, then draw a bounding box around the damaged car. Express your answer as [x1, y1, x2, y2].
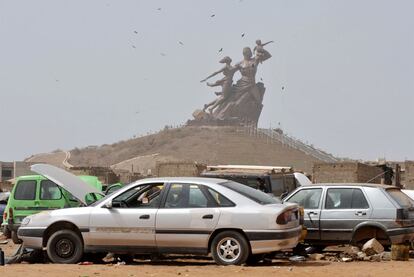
[18, 164, 303, 265]
[284, 183, 414, 250]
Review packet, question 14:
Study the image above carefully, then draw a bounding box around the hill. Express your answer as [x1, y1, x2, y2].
[62, 126, 335, 174]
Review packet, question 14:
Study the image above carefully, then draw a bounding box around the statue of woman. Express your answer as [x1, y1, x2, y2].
[232, 46, 271, 104]
[200, 56, 238, 113]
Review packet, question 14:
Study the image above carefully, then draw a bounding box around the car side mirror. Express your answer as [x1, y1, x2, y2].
[103, 201, 113, 209]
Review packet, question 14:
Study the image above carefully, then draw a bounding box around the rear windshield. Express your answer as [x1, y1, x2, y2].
[218, 181, 280, 205]
[14, 180, 37, 200]
[387, 189, 414, 208]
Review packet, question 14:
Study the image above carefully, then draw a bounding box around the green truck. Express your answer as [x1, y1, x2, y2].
[1, 174, 104, 243]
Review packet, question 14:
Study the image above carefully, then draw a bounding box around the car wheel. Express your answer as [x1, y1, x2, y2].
[211, 231, 249, 265]
[46, 230, 83, 264]
[11, 231, 22, 244]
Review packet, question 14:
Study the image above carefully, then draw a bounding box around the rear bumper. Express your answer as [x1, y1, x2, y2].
[387, 226, 414, 244]
[247, 226, 302, 254]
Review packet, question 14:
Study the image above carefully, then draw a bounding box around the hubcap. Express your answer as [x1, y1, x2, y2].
[216, 237, 241, 263]
[55, 238, 74, 258]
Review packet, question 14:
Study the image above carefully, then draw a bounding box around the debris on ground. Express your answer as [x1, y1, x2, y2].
[362, 238, 384, 256]
[78, 261, 94, 265]
[288, 255, 306, 262]
[308, 253, 324, 261]
[391, 244, 410, 261]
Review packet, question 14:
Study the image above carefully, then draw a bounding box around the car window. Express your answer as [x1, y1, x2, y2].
[188, 185, 208, 208]
[164, 183, 214, 208]
[40, 180, 62, 200]
[325, 188, 369, 209]
[218, 181, 279, 205]
[14, 180, 37, 200]
[351, 189, 369, 209]
[287, 188, 322, 209]
[112, 183, 164, 208]
[207, 188, 235, 207]
[387, 189, 414, 208]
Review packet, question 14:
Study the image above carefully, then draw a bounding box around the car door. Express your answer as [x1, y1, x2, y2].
[285, 188, 323, 240]
[155, 183, 220, 253]
[88, 182, 165, 252]
[320, 187, 371, 242]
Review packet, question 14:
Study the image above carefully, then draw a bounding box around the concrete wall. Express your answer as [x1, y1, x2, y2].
[313, 162, 383, 184]
[405, 161, 414, 189]
[155, 162, 206, 177]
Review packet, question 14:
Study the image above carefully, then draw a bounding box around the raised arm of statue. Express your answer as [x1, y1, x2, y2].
[255, 48, 272, 64]
[200, 67, 225, 83]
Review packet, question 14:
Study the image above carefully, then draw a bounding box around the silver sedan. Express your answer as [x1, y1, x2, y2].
[18, 165, 302, 265]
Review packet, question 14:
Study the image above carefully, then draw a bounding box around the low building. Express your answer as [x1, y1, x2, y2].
[313, 162, 384, 184]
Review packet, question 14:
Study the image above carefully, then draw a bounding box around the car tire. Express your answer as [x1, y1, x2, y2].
[211, 231, 249, 265]
[11, 231, 22, 244]
[46, 230, 83, 264]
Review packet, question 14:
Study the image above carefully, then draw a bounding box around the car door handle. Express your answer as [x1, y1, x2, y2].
[355, 211, 366, 216]
[139, 214, 150, 219]
[202, 214, 214, 219]
[308, 211, 318, 215]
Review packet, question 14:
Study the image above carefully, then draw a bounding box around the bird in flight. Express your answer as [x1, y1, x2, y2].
[160, 52, 166, 56]
[241, 33, 245, 38]
[157, 7, 162, 11]
[281, 86, 285, 90]
[211, 14, 215, 17]
[218, 48, 223, 53]
[132, 45, 136, 48]
[133, 30, 138, 34]
[178, 41, 184, 45]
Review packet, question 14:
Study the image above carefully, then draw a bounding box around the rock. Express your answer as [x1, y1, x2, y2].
[357, 251, 367, 260]
[369, 254, 381, 262]
[391, 244, 410, 261]
[308, 253, 325, 261]
[102, 253, 115, 263]
[362, 238, 384, 256]
[341, 257, 353, 262]
[380, 251, 391, 261]
[343, 246, 360, 258]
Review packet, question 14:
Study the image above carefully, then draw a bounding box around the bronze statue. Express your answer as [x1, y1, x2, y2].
[200, 56, 237, 114]
[192, 40, 272, 125]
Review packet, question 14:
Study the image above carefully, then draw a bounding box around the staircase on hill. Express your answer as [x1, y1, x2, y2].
[257, 128, 339, 163]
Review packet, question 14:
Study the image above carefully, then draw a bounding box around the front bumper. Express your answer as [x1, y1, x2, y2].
[387, 226, 414, 244]
[17, 227, 47, 249]
[246, 226, 302, 254]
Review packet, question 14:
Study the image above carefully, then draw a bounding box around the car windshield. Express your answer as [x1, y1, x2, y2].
[218, 181, 280, 205]
[387, 189, 414, 208]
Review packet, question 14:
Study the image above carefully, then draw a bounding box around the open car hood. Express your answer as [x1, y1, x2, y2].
[31, 164, 104, 205]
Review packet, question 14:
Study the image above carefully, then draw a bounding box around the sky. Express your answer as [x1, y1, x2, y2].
[0, 0, 413, 162]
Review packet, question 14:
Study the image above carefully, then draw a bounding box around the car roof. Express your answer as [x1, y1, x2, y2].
[134, 176, 229, 185]
[302, 183, 399, 189]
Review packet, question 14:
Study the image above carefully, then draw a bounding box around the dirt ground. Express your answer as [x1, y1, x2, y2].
[2, 240, 414, 277]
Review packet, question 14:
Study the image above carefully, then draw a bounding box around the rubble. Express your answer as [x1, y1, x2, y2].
[362, 238, 384, 256]
[308, 253, 324, 261]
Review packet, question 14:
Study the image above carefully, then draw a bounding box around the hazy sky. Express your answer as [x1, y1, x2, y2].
[0, 0, 413, 161]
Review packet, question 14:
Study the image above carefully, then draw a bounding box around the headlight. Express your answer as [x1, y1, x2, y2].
[21, 217, 31, 226]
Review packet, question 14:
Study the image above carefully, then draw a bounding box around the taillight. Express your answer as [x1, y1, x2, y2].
[277, 208, 298, 225]
[8, 208, 13, 223]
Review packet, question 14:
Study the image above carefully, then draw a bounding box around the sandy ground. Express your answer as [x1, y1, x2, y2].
[2, 239, 414, 277]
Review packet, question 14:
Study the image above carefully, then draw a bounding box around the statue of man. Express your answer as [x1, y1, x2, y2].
[200, 56, 238, 114]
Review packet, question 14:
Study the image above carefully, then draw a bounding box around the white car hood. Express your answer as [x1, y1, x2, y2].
[31, 164, 103, 205]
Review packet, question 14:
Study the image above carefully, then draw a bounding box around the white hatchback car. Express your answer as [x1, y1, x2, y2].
[18, 164, 303, 265]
